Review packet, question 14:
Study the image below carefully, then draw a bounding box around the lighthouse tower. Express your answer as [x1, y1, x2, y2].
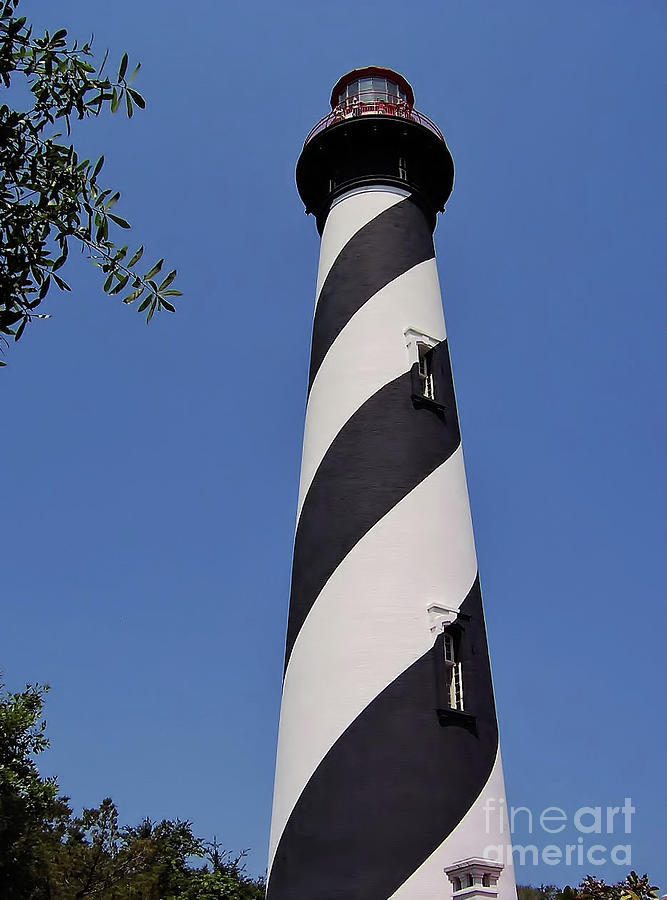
[267, 67, 515, 900]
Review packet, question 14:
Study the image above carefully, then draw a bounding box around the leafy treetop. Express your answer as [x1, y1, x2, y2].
[0, 0, 181, 362]
[0, 680, 265, 898]
[518, 874, 660, 900]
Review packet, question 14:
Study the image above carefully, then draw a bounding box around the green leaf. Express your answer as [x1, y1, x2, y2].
[92, 155, 104, 180]
[53, 274, 71, 292]
[129, 61, 141, 83]
[127, 88, 145, 109]
[15, 317, 27, 341]
[118, 52, 128, 81]
[158, 270, 177, 290]
[96, 216, 108, 243]
[38, 276, 51, 301]
[96, 189, 113, 206]
[108, 213, 131, 229]
[103, 272, 114, 293]
[52, 244, 68, 271]
[145, 259, 163, 279]
[127, 245, 144, 267]
[110, 88, 120, 113]
[122, 288, 144, 304]
[106, 192, 120, 210]
[98, 47, 109, 76]
[159, 298, 176, 312]
[109, 274, 129, 295]
[162, 290, 182, 296]
[125, 90, 133, 118]
[146, 299, 157, 323]
[137, 296, 152, 313]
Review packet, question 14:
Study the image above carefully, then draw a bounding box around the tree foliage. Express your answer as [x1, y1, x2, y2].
[577, 873, 660, 900]
[0, 0, 181, 361]
[0, 681, 265, 899]
[0, 682, 70, 896]
[518, 875, 660, 900]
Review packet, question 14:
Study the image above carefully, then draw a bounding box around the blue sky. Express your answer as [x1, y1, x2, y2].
[3, 0, 666, 887]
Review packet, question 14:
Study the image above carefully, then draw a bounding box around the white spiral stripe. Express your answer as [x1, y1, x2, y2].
[297, 257, 446, 520]
[269, 449, 478, 871]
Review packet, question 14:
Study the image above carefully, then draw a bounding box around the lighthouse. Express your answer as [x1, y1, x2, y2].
[267, 67, 516, 899]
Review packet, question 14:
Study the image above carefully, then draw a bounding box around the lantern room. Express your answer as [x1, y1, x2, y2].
[330, 66, 415, 112]
[303, 66, 444, 147]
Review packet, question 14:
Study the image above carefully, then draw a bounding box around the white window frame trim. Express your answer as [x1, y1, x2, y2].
[405, 327, 439, 401]
[404, 327, 439, 369]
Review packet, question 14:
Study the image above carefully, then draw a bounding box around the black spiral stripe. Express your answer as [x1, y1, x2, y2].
[268, 577, 499, 899]
[308, 195, 435, 393]
[285, 340, 460, 671]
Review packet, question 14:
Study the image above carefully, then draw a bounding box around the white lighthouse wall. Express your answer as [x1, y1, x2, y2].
[268, 186, 515, 898]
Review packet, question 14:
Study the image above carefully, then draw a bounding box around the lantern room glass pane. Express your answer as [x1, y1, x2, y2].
[371, 75, 386, 100]
[358, 76, 373, 99]
[338, 80, 351, 105]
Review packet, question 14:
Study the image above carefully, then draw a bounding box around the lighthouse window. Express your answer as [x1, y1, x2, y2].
[443, 632, 464, 712]
[417, 342, 435, 400]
